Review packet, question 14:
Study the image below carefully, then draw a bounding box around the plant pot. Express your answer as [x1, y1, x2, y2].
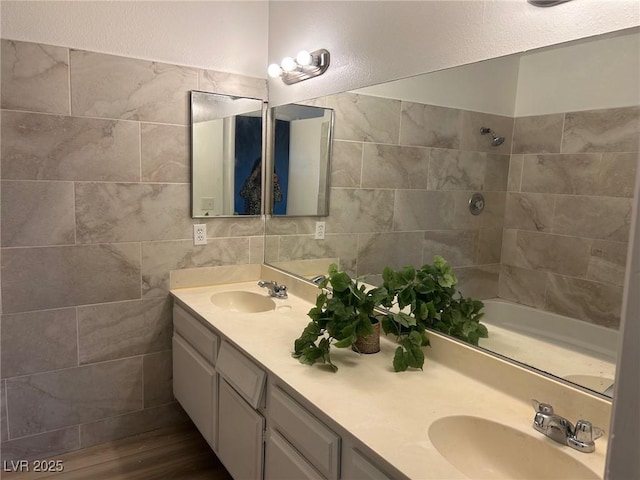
[353, 319, 380, 354]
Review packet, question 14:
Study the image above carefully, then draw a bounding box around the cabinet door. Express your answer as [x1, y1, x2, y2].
[342, 448, 393, 480]
[265, 429, 324, 480]
[172, 335, 217, 450]
[218, 378, 265, 480]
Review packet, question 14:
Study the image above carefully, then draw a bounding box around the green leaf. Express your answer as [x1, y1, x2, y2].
[393, 346, 408, 372]
[334, 335, 357, 348]
[329, 271, 351, 292]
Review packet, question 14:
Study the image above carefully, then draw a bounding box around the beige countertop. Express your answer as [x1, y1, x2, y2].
[170, 272, 608, 479]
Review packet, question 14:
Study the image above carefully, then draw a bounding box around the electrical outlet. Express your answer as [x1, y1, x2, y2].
[193, 224, 207, 245]
[314, 221, 326, 240]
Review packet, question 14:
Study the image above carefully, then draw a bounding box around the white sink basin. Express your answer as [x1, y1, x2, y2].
[428, 416, 600, 480]
[210, 291, 276, 313]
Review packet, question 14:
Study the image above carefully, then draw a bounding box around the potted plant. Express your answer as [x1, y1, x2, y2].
[293, 264, 388, 372]
[379, 255, 488, 372]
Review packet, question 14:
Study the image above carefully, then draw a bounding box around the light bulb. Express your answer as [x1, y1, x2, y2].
[296, 50, 313, 66]
[267, 63, 282, 78]
[281, 56, 298, 72]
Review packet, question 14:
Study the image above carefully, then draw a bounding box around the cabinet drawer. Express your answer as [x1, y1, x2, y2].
[216, 341, 266, 409]
[265, 429, 324, 480]
[270, 386, 340, 480]
[173, 304, 219, 365]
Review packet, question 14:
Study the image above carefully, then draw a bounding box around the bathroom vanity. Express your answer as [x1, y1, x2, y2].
[170, 265, 611, 479]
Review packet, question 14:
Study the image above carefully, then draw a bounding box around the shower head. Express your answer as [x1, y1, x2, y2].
[480, 127, 505, 147]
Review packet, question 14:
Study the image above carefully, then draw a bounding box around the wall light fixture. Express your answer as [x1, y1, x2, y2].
[268, 49, 330, 85]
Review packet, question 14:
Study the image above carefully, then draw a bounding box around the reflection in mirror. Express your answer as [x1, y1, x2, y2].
[190, 91, 265, 217]
[270, 104, 334, 216]
[265, 27, 640, 398]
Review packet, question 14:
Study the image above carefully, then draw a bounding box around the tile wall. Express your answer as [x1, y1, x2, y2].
[0, 39, 266, 461]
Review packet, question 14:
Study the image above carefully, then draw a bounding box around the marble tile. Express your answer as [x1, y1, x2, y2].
[362, 144, 429, 189]
[1, 180, 75, 247]
[512, 114, 564, 154]
[265, 216, 317, 235]
[499, 228, 519, 267]
[1, 243, 141, 314]
[0, 426, 79, 463]
[326, 188, 394, 234]
[250, 236, 264, 265]
[141, 124, 190, 183]
[484, 154, 510, 191]
[520, 154, 600, 194]
[423, 230, 478, 267]
[70, 50, 197, 124]
[477, 228, 503, 265]
[277, 234, 359, 276]
[596, 152, 639, 198]
[1, 39, 70, 115]
[78, 298, 172, 364]
[143, 350, 173, 408]
[330, 141, 362, 188]
[357, 232, 424, 276]
[199, 70, 267, 99]
[453, 191, 505, 230]
[507, 155, 524, 192]
[504, 192, 555, 232]
[264, 235, 280, 263]
[428, 149, 485, 191]
[545, 274, 623, 328]
[400, 102, 461, 149]
[142, 238, 250, 297]
[460, 111, 513, 154]
[75, 183, 192, 243]
[498, 265, 547, 309]
[552, 195, 633, 242]
[79, 403, 188, 448]
[588, 240, 628, 287]
[6, 357, 143, 438]
[1, 381, 7, 442]
[1, 309, 78, 378]
[392, 190, 455, 231]
[1, 111, 140, 181]
[326, 92, 400, 144]
[562, 106, 640, 153]
[453, 265, 499, 299]
[203, 216, 264, 238]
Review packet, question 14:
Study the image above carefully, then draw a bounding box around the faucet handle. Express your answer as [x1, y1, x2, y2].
[532, 399, 554, 414]
[574, 420, 604, 443]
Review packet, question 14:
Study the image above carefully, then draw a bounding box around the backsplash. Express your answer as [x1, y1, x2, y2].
[0, 39, 266, 461]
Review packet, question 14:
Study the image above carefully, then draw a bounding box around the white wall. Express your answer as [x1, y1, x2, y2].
[287, 118, 323, 215]
[0, 0, 269, 76]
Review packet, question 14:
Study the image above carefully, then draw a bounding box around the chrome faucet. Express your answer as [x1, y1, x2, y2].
[532, 400, 604, 453]
[258, 280, 288, 299]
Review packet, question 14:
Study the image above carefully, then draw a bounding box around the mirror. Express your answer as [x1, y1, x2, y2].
[270, 104, 334, 216]
[265, 27, 640, 398]
[190, 91, 265, 217]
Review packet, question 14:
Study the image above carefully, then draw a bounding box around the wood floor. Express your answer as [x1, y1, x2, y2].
[2, 423, 233, 480]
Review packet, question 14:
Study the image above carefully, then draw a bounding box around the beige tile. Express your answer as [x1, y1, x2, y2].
[326, 188, 394, 234]
[507, 155, 524, 192]
[545, 274, 623, 328]
[453, 191, 505, 230]
[453, 265, 499, 299]
[588, 240, 629, 287]
[75, 183, 192, 243]
[498, 265, 547, 309]
[510, 231, 591, 277]
[521, 154, 600, 194]
[423, 230, 478, 267]
[142, 238, 251, 297]
[562, 106, 640, 153]
[1, 39, 70, 115]
[512, 114, 564, 154]
[78, 298, 172, 364]
[1, 309, 78, 378]
[79, 403, 188, 449]
[199, 70, 267, 99]
[70, 50, 197, 124]
[1, 381, 7, 442]
[326, 93, 401, 143]
[277, 234, 359, 276]
[362, 144, 429, 189]
[141, 124, 190, 183]
[143, 350, 173, 408]
[265, 216, 317, 235]
[552, 195, 633, 242]
[0, 426, 79, 463]
[331, 141, 362, 188]
[203, 216, 264, 238]
[596, 152, 639, 198]
[484, 154, 510, 191]
[393, 190, 455, 231]
[461, 111, 513, 154]
[504, 192, 555, 232]
[6, 357, 143, 438]
[1, 110, 140, 181]
[1, 244, 141, 314]
[250, 236, 264, 265]
[477, 228, 503, 265]
[1, 180, 75, 247]
[428, 149, 484, 191]
[357, 232, 424, 276]
[400, 102, 461, 149]
[500, 228, 519, 267]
